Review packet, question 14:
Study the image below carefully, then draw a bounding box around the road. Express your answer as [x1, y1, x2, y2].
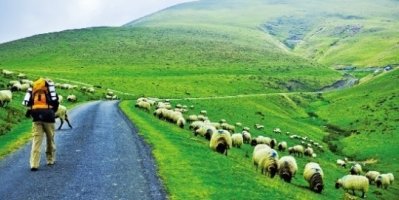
[0, 101, 166, 200]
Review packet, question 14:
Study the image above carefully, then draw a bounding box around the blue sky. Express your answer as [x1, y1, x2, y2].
[0, 0, 192, 44]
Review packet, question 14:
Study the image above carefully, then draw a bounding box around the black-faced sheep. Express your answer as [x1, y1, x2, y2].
[304, 147, 314, 157]
[365, 171, 380, 184]
[337, 159, 347, 168]
[375, 174, 391, 189]
[277, 141, 287, 152]
[209, 129, 232, 156]
[253, 144, 279, 178]
[303, 162, 324, 193]
[335, 175, 369, 198]
[55, 105, 72, 130]
[242, 131, 251, 144]
[67, 95, 77, 102]
[278, 156, 298, 183]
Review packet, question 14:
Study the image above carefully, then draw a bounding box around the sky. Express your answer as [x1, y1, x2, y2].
[0, 0, 193, 44]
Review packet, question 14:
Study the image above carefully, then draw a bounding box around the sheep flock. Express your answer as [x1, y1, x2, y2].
[134, 97, 395, 199]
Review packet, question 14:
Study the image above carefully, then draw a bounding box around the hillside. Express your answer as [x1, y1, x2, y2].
[0, 0, 398, 199]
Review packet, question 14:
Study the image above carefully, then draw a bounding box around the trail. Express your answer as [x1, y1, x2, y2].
[0, 101, 166, 200]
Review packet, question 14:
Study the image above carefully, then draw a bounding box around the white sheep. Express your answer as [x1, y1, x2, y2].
[0, 90, 12, 107]
[255, 124, 264, 130]
[365, 171, 380, 184]
[303, 162, 324, 193]
[58, 95, 63, 103]
[375, 174, 391, 189]
[136, 101, 151, 112]
[243, 127, 250, 131]
[195, 125, 217, 140]
[304, 147, 314, 157]
[251, 136, 271, 146]
[221, 123, 235, 133]
[187, 115, 198, 122]
[209, 129, 232, 156]
[55, 105, 72, 130]
[337, 159, 347, 168]
[288, 145, 304, 157]
[67, 95, 77, 102]
[273, 128, 281, 134]
[278, 156, 298, 183]
[200, 110, 207, 115]
[242, 131, 251, 144]
[277, 141, 287, 152]
[386, 173, 394, 184]
[350, 163, 362, 175]
[235, 122, 242, 127]
[176, 117, 186, 128]
[231, 133, 243, 148]
[335, 175, 369, 198]
[253, 145, 279, 178]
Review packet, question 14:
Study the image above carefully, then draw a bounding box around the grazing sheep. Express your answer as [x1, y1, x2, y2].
[209, 129, 232, 156]
[2, 69, 14, 77]
[277, 141, 287, 152]
[365, 171, 380, 184]
[231, 133, 243, 148]
[253, 146, 279, 178]
[255, 124, 264, 130]
[58, 95, 63, 103]
[195, 125, 217, 140]
[303, 162, 324, 193]
[20, 79, 33, 86]
[251, 136, 271, 146]
[190, 120, 205, 131]
[197, 114, 208, 121]
[67, 95, 77, 102]
[55, 105, 72, 130]
[350, 164, 362, 175]
[187, 115, 198, 122]
[337, 159, 347, 168]
[375, 174, 391, 189]
[219, 119, 226, 123]
[288, 145, 304, 157]
[270, 139, 277, 149]
[304, 147, 314, 157]
[242, 131, 251, 144]
[243, 127, 250, 131]
[386, 173, 394, 184]
[235, 122, 242, 127]
[221, 122, 235, 133]
[136, 101, 151, 112]
[0, 90, 12, 107]
[273, 128, 281, 134]
[200, 110, 207, 115]
[335, 175, 369, 198]
[176, 117, 186, 128]
[17, 73, 27, 79]
[278, 156, 298, 183]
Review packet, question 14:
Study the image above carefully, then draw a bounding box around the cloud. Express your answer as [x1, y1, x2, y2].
[0, 0, 193, 43]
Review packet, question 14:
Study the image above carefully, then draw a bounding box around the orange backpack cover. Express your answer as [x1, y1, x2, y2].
[32, 78, 50, 109]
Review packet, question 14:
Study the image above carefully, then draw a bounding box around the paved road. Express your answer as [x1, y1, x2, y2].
[0, 101, 166, 200]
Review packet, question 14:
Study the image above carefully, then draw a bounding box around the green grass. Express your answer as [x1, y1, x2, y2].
[120, 88, 398, 199]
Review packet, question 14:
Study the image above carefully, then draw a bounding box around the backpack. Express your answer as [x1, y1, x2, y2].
[31, 78, 59, 110]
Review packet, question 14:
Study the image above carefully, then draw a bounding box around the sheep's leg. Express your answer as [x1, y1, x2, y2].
[58, 119, 64, 130]
[65, 114, 73, 129]
[352, 189, 355, 196]
[361, 191, 365, 198]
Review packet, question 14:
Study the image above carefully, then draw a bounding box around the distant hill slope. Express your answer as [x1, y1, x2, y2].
[0, 0, 398, 97]
[127, 0, 399, 68]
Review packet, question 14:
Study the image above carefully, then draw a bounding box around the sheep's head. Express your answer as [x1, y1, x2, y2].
[205, 129, 214, 140]
[270, 139, 276, 149]
[335, 179, 342, 189]
[216, 140, 227, 155]
[310, 173, 324, 193]
[268, 163, 278, 178]
[250, 139, 257, 146]
[280, 169, 292, 183]
[376, 178, 382, 188]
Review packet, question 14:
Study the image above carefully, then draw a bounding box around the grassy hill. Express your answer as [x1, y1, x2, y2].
[0, 0, 398, 199]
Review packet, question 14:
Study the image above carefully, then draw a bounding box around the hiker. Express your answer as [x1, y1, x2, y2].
[23, 78, 59, 171]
